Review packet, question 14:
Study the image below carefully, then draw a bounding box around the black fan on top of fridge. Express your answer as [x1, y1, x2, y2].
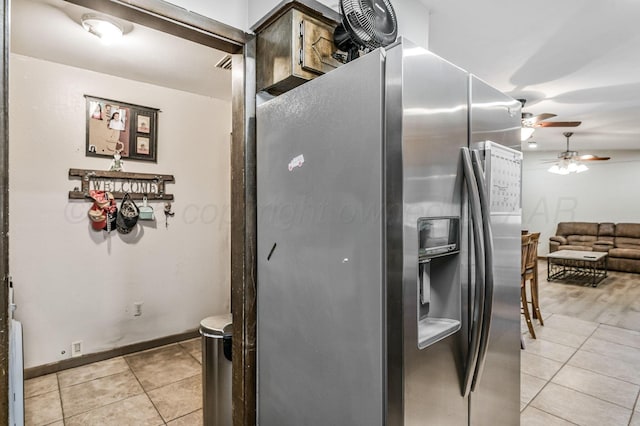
[333, 0, 398, 62]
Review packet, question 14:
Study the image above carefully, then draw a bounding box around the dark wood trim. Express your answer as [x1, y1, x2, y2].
[231, 37, 257, 426]
[64, 0, 249, 53]
[0, 0, 9, 422]
[24, 329, 199, 380]
[69, 169, 174, 181]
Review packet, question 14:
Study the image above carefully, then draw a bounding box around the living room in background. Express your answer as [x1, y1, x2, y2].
[521, 150, 640, 256]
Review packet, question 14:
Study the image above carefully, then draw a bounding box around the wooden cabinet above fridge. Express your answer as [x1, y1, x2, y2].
[253, 1, 344, 95]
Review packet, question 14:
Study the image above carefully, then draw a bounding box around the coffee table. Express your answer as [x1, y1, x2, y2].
[547, 250, 608, 287]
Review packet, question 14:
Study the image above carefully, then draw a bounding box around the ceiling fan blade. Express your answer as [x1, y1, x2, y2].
[522, 113, 556, 125]
[578, 155, 610, 161]
[536, 121, 582, 128]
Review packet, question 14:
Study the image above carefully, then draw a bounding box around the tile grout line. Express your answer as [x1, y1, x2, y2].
[59, 366, 146, 421]
[178, 339, 203, 365]
[526, 321, 640, 424]
[167, 408, 202, 424]
[30, 341, 200, 425]
[563, 323, 640, 388]
[55, 370, 65, 424]
[629, 388, 640, 426]
[522, 316, 599, 419]
[122, 353, 168, 425]
[57, 361, 131, 391]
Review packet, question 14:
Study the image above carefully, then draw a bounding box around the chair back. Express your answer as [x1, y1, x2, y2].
[521, 234, 531, 276]
[526, 232, 540, 270]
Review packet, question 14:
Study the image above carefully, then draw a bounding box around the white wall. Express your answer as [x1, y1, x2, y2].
[522, 150, 640, 256]
[164, 0, 431, 48]
[10, 54, 231, 368]
[164, 0, 249, 31]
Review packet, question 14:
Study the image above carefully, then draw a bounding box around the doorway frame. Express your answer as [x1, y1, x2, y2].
[0, 1, 257, 425]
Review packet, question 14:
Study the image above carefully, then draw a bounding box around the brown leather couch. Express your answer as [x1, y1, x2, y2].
[549, 222, 640, 273]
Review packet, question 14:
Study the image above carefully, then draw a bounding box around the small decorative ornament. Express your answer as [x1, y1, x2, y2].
[109, 151, 124, 172]
[164, 202, 175, 229]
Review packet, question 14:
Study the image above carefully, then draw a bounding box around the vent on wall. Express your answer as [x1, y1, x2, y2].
[215, 54, 232, 70]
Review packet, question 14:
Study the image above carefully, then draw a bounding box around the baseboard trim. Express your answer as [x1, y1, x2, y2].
[24, 329, 200, 380]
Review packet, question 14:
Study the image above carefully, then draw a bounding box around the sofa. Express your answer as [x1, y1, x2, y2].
[549, 222, 640, 273]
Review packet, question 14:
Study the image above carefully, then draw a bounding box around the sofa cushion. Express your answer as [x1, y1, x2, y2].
[567, 235, 597, 245]
[615, 223, 640, 239]
[613, 237, 640, 250]
[597, 236, 615, 243]
[556, 222, 598, 237]
[609, 248, 640, 260]
[598, 222, 616, 237]
[550, 236, 567, 244]
[609, 257, 640, 273]
[593, 241, 614, 252]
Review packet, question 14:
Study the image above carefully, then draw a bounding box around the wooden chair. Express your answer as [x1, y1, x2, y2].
[521, 234, 536, 338]
[525, 232, 543, 326]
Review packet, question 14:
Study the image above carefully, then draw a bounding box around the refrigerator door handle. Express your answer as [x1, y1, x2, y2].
[460, 148, 485, 398]
[470, 149, 495, 391]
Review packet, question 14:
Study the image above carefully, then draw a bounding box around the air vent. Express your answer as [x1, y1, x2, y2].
[215, 54, 232, 70]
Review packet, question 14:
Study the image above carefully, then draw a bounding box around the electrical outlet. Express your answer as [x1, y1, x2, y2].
[133, 302, 143, 317]
[71, 341, 83, 357]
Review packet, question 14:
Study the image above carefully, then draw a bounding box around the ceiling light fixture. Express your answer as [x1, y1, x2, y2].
[548, 158, 588, 175]
[521, 126, 535, 142]
[81, 14, 123, 45]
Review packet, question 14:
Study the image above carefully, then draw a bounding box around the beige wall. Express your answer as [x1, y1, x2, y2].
[10, 54, 231, 368]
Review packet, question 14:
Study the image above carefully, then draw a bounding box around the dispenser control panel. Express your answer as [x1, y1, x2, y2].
[418, 217, 460, 262]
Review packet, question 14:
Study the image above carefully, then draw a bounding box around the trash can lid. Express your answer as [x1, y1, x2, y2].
[200, 313, 232, 337]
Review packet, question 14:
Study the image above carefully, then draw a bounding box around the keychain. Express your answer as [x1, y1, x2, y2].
[164, 202, 175, 229]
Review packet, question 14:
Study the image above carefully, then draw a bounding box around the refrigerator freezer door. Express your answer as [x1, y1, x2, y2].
[385, 41, 470, 426]
[257, 51, 386, 425]
[468, 76, 522, 426]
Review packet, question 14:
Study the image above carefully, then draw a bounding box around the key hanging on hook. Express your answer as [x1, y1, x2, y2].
[164, 202, 175, 229]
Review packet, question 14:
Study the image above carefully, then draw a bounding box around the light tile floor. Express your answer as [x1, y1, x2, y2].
[24, 261, 640, 425]
[24, 338, 203, 426]
[521, 262, 640, 426]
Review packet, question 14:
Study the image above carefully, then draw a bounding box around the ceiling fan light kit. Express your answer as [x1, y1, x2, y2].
[546, 132, 609, 175]
[548, 159, 588, 175]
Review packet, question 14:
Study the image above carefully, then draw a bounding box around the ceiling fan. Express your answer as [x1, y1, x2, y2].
[518, 99, 582, 128]
[546, 132, 610, 175]
[518, 99, 582, 141]
[555, 132, 610, 161]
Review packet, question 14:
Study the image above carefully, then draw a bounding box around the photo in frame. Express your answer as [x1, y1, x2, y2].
[85, 95, 159, 162]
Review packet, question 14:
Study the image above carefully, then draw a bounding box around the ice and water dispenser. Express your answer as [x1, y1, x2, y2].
[417, 217, 461, 349]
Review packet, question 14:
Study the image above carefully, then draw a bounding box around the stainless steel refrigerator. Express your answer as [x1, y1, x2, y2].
[256, 38, 522, 426]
